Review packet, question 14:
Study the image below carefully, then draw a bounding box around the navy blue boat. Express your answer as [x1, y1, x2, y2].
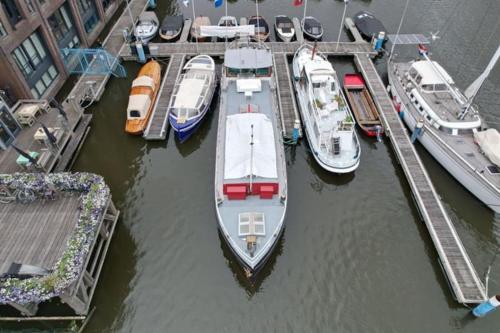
[168, 55, 216, 142]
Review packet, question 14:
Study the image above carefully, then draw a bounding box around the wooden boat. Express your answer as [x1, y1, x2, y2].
[159, 15, 184, 41]
[274, 15, 294, 42]
[125, 60, 161, 135]
[343, 73, 383, 137]
[301, 16, 323, 41]
[248, 16, 270, 42]
[191, 16, 211, 42]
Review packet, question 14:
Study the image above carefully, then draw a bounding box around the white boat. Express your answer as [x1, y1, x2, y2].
[134, 11, 159, 43]
[215, 40, 287, 275]
[292, 44, 361, 173]
[274, 15, 294, 42]
[218, 15, 238, 28]
[388, 46, 500, 213]
[168, 55, 217, 142]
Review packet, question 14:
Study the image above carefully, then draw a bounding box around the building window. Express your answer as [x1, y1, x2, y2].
[25, 0, 34, 13]
[48, 2, 80, 50]
[0, 20, 7, 37]
[102, 0, 115, 12]
[1, 0, 22, 26]
[77, 0, 99, 34]
[0, 103, 20, 149]
[12, 30, 58, 98]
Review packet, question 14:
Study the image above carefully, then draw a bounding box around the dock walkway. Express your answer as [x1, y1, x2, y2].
[144, 54, 185, 140]
[273, 53, 301, 138]
[354, 54, 487, 304]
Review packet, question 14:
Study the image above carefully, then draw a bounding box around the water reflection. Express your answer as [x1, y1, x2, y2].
[217, 230, 285, 296]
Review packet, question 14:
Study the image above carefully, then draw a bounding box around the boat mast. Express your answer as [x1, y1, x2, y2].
[302, 0, 308, 29]
[249, 124, 254, 194]
[460, 45, 500, 120]
[389, 0, 410, 62]
[224, 0, 228, 45]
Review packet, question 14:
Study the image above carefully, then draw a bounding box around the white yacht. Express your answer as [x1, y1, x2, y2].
[388, 46, 500, 213]
[215, 40, 287, 275]
[292, 44, 361, 173]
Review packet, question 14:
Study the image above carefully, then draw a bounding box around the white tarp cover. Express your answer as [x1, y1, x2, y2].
[200, 25, 255, 38]
[474, 129, 500, 167]
[127, 94, 151, 119]
[132, 76, 155, 89]
[224, 113, 277, 180]
[173, 78, 205, 109]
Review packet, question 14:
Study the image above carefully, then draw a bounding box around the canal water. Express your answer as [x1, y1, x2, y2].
[4, 0, 500, 331]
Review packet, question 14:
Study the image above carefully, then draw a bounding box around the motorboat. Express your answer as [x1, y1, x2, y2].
[215, 40, 287, 276]
[274, 15, 295, 42]
[134, 11, 159, 43]
[292, 44, 361, 173]
[125, 60, 161, 134]
[301, 16, 323, 41]
[343, 74, 383, 138]
[217, 16, 238, 41]
[353, 11, 387, 42]
[248, 16, 270, 42]
[191, 16, 211, 42]
[159, 15, 184, 41]
[168, 55, 217, 142]
[388, 46, 500, 213]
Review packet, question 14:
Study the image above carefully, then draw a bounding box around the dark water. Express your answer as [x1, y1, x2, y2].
[4, 0, 500, 331]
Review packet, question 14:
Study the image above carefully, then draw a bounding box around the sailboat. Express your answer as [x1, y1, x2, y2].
[215, 40, 287, 275]
[388, 45, 500, 213]
[292, 44, 361, 173]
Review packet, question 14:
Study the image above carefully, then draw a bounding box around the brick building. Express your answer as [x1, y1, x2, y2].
[0, 0, 123, 102]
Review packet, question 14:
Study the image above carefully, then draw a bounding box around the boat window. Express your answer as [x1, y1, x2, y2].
[422, 84, 433, 92]
[434, 84, 447, 91]
[409, 68, 418, 78]
[312, 82, 321, 89]
[415, 75, 422, 85]
[129, 110, 141, 118]
[331, 82, 336, 91]
[256, 67, 270, 76]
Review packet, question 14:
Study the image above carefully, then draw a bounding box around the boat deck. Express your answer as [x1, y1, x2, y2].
[355, 54, 487, 304]
[144, 54, 186, 140]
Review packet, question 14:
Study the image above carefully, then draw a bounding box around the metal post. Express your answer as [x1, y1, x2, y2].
[126, 0, 134, 25]
[389, 0, 411, 62]
[302, 0, 308, 28]
[249, 124, 254, 194]
[335, 0, 349, 52]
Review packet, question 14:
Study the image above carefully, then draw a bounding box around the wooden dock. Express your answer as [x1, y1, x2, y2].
[273, 53, 301, 138]
[122, 41, 376, 59]
[292, 17, 304, 44]
[143, 54, 185, 140]
[68, 0, 150, 104]
[354, 54, 487, 304]
[179, 18, 192, 43]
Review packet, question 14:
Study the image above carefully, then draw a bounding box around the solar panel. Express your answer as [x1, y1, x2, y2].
[387, 34, 430, 45]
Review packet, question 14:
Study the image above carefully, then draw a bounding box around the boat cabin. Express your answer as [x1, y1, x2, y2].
[127, 76, 155, 120]
[403, 60, 481, 134]
[224, 47, 273, 77]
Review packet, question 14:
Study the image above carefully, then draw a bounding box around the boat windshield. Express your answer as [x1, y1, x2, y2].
[171, 107, 199, 118]
[226, 67, 271, 77]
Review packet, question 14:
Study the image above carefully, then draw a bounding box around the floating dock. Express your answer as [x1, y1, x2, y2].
[0, 174, 119, 320]
[144, 54, 186, 140]
[354, 54, 487, 304]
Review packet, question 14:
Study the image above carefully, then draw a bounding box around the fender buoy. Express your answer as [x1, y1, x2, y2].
[392, 95, 401, 113]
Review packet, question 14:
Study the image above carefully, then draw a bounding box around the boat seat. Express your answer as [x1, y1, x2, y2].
[226, 185, 247, 200]
[260, 185, 274, 199]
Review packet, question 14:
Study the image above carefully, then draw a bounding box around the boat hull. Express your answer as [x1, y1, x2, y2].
[388, 72, 500, 214]
[159, 30, 181, 42]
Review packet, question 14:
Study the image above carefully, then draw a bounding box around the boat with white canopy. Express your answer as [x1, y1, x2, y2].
[274, 15, 295, 42]
[168, 55, 216, 142]
[292, 44, 361, 173]
[215, 40, 287, 275]
[388, 45, 500, 213]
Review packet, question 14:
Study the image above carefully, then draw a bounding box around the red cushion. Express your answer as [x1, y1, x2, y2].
[260, 185, 274, 199]
[226, 185, 247, 200]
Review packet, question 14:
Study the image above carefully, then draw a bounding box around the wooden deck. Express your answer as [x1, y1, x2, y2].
[67, 0, 150, 103]
[0, 101, 89, 174]
[144, 54, 185, 140]
[273, 53, 301, 139]
[178, 18, 192, 43]
[121, 41, 377, 59]
[354, 54, 487, 304]
[0, 194, 80, 274]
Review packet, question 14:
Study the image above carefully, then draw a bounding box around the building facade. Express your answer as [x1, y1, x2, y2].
[0, 0, 123, 103]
